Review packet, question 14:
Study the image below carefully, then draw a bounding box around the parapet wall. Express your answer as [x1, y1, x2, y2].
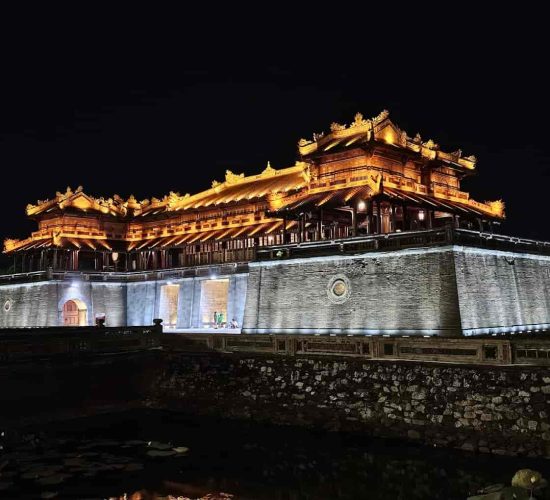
[2, 244, 550, 336]
[454, 247, 550, 335]
[0, 281, 126, 327]
[155, 351, 550, 457]
[243, 247, 462, 335]
[243, 246, 550, 336]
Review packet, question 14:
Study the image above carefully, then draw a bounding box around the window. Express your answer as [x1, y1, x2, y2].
[483, 346, 497, 360]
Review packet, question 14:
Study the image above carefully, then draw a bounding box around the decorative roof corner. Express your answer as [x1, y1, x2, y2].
[225, 170, 245, 185]
[485, 199, 505, 219]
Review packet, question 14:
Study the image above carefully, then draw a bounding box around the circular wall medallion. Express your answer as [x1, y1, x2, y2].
[3, 299, 12, 313]
[327, 275, 351, 304]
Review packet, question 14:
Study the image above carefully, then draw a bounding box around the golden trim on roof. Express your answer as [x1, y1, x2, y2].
[5, 111, 504, 255]
[297, 110, 477, 170]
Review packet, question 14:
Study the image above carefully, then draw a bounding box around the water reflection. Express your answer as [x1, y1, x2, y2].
[2, 409, 548, 499]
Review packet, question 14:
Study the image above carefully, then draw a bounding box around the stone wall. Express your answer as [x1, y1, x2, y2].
[0, 282, 59, 327]
[155, 352, 550, 457]
[0, 274, 247, 329]
[454, 247, 550, 335]
[3, 246, 550, 335]
[243, 247, 462, 335]
[0, 281, 127, 327]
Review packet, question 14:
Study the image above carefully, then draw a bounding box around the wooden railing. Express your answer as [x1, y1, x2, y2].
[257, 228, 550, 261]
[4, 229, 550, 283]
[162, 332, 550, 366]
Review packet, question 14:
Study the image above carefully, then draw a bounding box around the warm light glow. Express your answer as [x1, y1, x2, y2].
[4, 110, 503, 257]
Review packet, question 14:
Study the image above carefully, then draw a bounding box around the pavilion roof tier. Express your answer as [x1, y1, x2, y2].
[274, 185, 375, 214]
[3, 236, 53, 253]
[267, 176, 503, 220]
[3, 234, 123, 254]
[164, 164, 307, 212]
[127, 220, 286, 251]
[25, 187, 137, 219]
[297, 110, 477, 174]
[380, 187, 502, 219]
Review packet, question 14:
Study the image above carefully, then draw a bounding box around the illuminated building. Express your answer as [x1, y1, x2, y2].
[3, 111, 549, 338]
[4, 111, 503, 272]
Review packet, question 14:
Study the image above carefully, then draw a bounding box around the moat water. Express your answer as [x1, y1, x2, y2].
[1, 409, 548, 499]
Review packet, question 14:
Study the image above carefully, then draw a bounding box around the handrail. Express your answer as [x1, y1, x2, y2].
[3, 229, 550, 282]
[162, 332, 550, 367]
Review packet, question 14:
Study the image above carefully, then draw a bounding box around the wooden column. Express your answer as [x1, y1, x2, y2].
[283, 214, 287, 244]
[402, 203, 408, 231]
[390, 204, 396, 232]
[351, 206, 357, 237]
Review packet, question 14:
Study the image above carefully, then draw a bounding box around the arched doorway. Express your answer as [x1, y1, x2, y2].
[63, 299, 87, 326]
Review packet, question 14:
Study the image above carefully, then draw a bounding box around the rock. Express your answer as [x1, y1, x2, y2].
[412, 391, 426, 400]
[40, 493, 58, 499]
[461, 441, 476, 452]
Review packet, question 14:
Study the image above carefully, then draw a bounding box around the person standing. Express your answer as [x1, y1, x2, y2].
[213, 310, 218, 329]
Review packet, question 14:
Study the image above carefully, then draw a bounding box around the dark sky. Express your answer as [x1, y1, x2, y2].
[1, 11, 548, 243]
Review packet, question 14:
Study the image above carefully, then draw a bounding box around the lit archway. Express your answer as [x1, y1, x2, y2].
[200, 279, 229, 328]
[159, 284, 180, 328]
[63, 299, 88, 326]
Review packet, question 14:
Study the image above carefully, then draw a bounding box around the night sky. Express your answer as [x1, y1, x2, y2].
[1, 12, 548, 247]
